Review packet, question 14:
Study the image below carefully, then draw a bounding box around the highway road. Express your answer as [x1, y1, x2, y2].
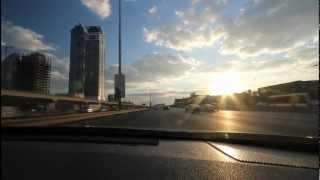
[2, 109, 147, 127]
[65, 108, 318, 137]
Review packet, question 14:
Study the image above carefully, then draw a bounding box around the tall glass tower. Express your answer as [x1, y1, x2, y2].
[69, 24, 105, 101]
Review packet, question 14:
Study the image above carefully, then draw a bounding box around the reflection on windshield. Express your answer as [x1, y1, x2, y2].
[1, 0, 319, 138]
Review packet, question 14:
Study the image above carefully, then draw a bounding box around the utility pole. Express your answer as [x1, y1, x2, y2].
[118, 0, 122, 110]
[148, 87, 152, 108]
[149, 92, 152, 108]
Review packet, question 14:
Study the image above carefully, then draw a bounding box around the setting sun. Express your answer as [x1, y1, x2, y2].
[208, 71, 246, 95]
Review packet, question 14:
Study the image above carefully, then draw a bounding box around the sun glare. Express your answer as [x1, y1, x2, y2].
[208, 71, 246, 95]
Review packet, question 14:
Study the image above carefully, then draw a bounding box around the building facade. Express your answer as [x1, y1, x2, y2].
[1, 52, 51, 94]
[20, 53, 51, 94]
[69, 24, 106, 101]
[258, 80, 318, 99]
[69, 24, 87, 98]
[1, 53, 21, 90]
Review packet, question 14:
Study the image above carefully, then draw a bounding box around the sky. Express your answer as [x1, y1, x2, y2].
[1, 0, 319, 104]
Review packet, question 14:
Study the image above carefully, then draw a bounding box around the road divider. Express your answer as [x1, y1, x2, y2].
[2, 108, 147, 127]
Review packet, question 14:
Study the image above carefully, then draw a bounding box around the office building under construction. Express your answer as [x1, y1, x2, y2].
[1, 52, 52, 94]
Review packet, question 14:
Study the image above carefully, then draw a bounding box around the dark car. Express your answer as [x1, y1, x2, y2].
[185, 104, 201, 113]
[163, 105, 170, 110]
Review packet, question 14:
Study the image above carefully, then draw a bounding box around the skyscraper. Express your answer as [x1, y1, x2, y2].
[69, 24, 87, 98]
[69, 24, 106, 101]
[85, 26, 105, 101]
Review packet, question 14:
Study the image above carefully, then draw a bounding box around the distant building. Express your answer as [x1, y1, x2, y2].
[69, 24, 106, 101]
[173, 97, 192, 107]
[258, 80, 318, 99]
[19, 53, 52, 94]
[1, 53, 20, 90]
[20, 53, 52, 94]
[1, 52, 51, 95]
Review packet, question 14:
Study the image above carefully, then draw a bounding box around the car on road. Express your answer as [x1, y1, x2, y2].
[163, 105, 170, 110]
[101, 107, 108, 112]
[80, 104, 101, 113]
[185, 104, 200, 113]
[151, 104, 165, 110]
[200, 104, 218, 112]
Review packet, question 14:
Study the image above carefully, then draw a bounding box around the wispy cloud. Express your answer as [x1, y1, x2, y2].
[148, 5, 159, 18]
[143, 1, 227, 51]
[144, 0, 317, 58]
[113, 49, 318, 95]
[220, 0, 318, 58]
[41, 53, 69, 94]
[1, 21, 55, 51]
[81, 0, 112, 19]
[108, 53, 200, 82]
[106, 53, 200, 93]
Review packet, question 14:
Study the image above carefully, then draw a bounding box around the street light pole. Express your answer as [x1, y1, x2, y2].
[148, 87, 152, 108]
[118, 0, 122, 110]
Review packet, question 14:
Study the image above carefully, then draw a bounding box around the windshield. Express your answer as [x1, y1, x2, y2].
[1, 0, 319, 139]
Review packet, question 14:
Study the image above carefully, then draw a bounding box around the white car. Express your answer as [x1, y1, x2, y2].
[200, 104, 219, 112]
[185, 104, 200, 113]
[101, 107, 108, 112]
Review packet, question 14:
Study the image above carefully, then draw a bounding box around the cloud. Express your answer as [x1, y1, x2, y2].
[144, 26, 224, 51]
[51, 56, 69, 79]
[51, 71, 68, 80]
[132, 53, 199, 81]
[143, 1, 227, 51]
[50, 70, 69, 94]
[144, 0, 317, 58]
[106, 53, 200, 93]
[191, 0, 200, 5]
[105, 50, 317, 96]
[148, 5, 159, 17]
[109, 0, 318, 99]
[81, 0, 111, 19]
[123, 91, 191, 105]
[1, 21, 55, 51]
[48, 54, 69, 94]
[196, 51, 318, 91]
[287, 44, 318, 63]
[108, 53, 199, 82]
[220, 0, 318, 57]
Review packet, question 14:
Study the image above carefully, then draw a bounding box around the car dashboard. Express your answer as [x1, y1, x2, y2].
[2, 137, 318, 180]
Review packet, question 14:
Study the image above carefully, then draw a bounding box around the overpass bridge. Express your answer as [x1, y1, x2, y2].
[1, 89, 97, 104]
[1, 89, 140, 108]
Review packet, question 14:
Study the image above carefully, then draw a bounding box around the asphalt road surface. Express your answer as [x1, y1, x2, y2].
[66, 108, 318, 137]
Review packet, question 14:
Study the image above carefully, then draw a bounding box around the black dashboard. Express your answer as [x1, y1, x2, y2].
[2, 138, 318, 180]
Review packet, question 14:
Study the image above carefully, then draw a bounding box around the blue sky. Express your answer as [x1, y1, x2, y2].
[2, 0, 203, 64]
[1, 0, 318, 104]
